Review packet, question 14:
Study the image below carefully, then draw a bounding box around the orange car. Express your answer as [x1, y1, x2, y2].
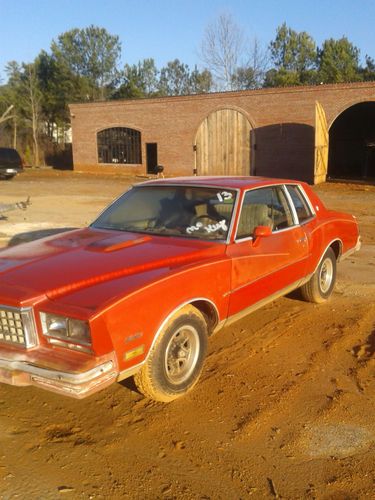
[0, 177, 360, 401]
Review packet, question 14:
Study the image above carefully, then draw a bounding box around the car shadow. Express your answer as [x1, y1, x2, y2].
[118, 377, 143, 396]
[285, 289, 306, 302]
[7, 227, 77, 247]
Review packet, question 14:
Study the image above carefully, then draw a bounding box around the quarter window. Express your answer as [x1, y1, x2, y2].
[286, 185, 313, 223]
[236, 187, 294, 239]
[97, 127, 142, 165]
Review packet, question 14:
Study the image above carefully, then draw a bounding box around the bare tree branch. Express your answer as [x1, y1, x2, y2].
[0, 105, 15, 125]
[246, 38, 270, 88]
[200, 13, 245, 91]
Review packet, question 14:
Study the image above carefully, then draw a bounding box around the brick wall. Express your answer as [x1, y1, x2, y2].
[69, 82, 375, 183]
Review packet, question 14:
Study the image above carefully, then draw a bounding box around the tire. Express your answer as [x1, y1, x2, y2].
[300, 247, 337, 303]
[134, 305, 208, 402]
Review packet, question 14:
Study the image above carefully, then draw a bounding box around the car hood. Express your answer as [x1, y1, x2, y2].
[0, 228, 225, 307]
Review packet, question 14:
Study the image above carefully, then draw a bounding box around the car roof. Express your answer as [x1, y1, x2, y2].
[137, 176, 303, 190]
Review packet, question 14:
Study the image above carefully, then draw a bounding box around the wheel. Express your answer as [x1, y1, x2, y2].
[134, 305, 208, 402]
[300, 247, 337, 303]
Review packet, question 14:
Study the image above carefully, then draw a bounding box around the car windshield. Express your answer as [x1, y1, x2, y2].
[92, 185, 237, 241]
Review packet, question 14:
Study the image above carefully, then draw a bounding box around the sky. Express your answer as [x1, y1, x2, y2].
[1, 0, 375, 81]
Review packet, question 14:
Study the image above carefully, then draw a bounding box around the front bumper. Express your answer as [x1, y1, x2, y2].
[0, 352, 118, 398]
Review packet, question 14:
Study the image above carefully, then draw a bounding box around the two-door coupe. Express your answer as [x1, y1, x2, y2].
[0, 177, 360, 401]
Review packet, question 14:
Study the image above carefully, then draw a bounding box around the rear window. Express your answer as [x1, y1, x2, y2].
[286, 185, 314, 223]
[0, 148, 21, 164]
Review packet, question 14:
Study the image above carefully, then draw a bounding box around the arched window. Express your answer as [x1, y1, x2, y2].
[97, 127, 142, 164]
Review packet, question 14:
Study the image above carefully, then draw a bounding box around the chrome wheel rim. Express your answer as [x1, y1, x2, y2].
[164, 325, 200, 385]
[319, 258, 333, 293]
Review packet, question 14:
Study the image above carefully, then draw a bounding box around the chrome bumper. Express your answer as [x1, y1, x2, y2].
[0, 355, 118, 398]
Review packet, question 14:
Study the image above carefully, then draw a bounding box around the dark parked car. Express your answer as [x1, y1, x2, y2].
[0, 148, 23, 179]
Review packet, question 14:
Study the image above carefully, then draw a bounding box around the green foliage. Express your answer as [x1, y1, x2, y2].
[36, 51, 76, 125]
[51, 25, 121, 100]
[361, 56, 375, 81]
[190, 67, 213, 94]
[158, 59, 192, 96]
[112, 58, 159, 99]
[5, 60, 43, 165]
[267, 23, 318, 86]
[270, 23, 317, 73]
[112, 59, 213, 99]
[158, 60, 213, 96]
[5, 61, 41, 125]
[231, 66, 257, 90]
[318, 37, 361, 83]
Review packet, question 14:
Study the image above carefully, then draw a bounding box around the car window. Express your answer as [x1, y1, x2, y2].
[7, 150, 21, 162]
[0, 149, 10, 162]
[0, 148, 21, 165]
[236, 186, 294, 239]
[92, 185, 237, 241]
[286, 185, 313, 223]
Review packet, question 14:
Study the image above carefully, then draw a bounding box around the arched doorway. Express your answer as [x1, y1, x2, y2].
[194, 109, 252, 176]
[328, 102, 375, 180]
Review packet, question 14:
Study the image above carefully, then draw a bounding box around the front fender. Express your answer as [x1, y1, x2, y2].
[100, 256, 232, 374]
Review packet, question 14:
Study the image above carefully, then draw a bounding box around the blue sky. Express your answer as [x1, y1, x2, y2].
[1, 0, 374, 81]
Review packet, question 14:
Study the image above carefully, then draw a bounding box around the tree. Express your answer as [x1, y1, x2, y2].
[189, 67, 213, 94]
[113, 58, 159, 99]
[36, 51, 83, 132]
[6, 61, 42, 165]
[200, 13, 245, 90]
[318, 37, 361, 83]
[361, 55, 375, 81]
[0, 104, 15, 125]
[231, 66, 256, 90]
[267, 23, 317, 86]
[158, 59, 192, 95]
[0, 70, 20, 148]
[51, 25, 121, 100]
[263, 68, 302, 87]
[270, 23, 317, 72]
[245, 38, 269, 88]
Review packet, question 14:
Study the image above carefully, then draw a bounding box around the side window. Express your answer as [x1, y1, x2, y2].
[286, 185, 313, 223]
[236, 187, 293, 239]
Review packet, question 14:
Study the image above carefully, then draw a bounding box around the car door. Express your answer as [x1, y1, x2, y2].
[226, 185, 309, 317]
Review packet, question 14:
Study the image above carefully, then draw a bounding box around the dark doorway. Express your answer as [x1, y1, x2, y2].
[328, 102, 375, 180]
[251, 123, 314, 183]
[146, 143, 158, 174]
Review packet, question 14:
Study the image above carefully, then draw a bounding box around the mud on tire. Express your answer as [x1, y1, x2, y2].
[134, 305, 208, 402]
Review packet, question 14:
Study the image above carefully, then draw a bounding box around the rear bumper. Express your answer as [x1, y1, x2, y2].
[0, 352, 118, 398]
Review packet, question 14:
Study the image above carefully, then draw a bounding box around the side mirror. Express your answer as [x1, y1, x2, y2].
[253, 225, 272, 239]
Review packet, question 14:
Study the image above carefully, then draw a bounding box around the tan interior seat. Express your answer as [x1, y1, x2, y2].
[237, 204, 273, 238]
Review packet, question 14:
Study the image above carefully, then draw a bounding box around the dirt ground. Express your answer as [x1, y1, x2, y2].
[0, 170, 374, 499]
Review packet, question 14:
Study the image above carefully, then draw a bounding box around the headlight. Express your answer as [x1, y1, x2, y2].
[40, 312, 91, 347]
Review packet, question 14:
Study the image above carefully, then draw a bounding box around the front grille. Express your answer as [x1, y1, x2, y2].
[0, 306, 37, 348]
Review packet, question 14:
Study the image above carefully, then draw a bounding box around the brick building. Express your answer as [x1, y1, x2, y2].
[69, 81, 375, 184]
